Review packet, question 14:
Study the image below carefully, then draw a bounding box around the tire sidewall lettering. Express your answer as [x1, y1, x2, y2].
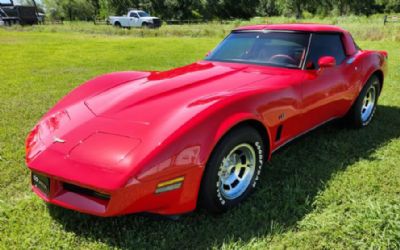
[216, 140, 264, 206]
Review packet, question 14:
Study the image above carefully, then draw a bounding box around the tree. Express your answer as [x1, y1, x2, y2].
[205, 0, 260, 19]
[258, 0, 281, 16]
[44, 0, 96, 20]
[281, 0, 304, 18]
[42, 0, 400, 21]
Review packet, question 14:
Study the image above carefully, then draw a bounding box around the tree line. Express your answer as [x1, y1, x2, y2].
[43, 0, 400, 21]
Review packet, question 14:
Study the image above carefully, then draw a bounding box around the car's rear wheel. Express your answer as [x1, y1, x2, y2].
[199, 126, 265, 213]
[346, 75, 380, 128]
[114, 22, 121, 28]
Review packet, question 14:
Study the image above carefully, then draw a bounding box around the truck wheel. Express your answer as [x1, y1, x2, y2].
[142, 22, 149, 28]
[114, 22, 121, 28]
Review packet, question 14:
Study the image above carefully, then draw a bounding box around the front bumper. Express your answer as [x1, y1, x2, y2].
[151, 18, 162, 28]
[30, 165, 203, 216]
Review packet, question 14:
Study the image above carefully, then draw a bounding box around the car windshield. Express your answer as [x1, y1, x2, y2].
[137, 11, 150, 17]
[0, 0, 13, 5]
[206, 31, 311, 69]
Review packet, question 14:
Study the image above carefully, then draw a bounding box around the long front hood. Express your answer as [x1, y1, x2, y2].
[84, 61, 273, 124]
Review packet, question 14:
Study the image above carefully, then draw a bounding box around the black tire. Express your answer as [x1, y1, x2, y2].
[114, 22, 121, 28]
[199, 126, 266, 213]
[346, 75, 381, 128]
[142, 22, 149, 28]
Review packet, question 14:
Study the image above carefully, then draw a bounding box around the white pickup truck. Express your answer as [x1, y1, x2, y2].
[108, 10, 162, 28]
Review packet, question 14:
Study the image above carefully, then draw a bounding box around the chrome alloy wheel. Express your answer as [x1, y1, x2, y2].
[361, 85, 377, 122]
[217, 143, 256, 200]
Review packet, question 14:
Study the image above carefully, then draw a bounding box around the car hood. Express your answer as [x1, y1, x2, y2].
[28, 61, 299, 190]
[141, 16, 159, 20]
[85, 61, 275, 123]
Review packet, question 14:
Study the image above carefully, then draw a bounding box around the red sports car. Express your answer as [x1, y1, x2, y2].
[26, 24, 388, 217]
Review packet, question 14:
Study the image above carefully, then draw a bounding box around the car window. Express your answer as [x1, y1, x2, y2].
[129, 12, 139, 18]
[306, 33, 346, 69]
[138, 11, 150, 17]
[206, 31, 310, 69]
[0, 0, 13, 5]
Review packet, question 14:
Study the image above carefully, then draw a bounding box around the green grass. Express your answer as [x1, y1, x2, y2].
[0, 25, 400, 249]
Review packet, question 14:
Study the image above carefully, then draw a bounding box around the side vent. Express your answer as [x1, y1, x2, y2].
[275, 125, 283, 141]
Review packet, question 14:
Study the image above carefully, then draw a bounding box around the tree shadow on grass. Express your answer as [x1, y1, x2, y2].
[49, 105, 400, 249]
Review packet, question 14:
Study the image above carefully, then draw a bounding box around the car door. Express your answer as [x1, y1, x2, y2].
[300, 33, 353, 131]
[128, 12, 140, 27]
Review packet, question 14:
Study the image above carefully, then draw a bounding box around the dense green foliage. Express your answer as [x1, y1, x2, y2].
[42, 0, 400, 20]
[0, 17, 400, 248]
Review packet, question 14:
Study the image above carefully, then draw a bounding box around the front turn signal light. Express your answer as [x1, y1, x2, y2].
[155, 176, 184, 194]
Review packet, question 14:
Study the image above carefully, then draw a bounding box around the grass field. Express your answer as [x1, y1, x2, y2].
[1, 19, 400, 249]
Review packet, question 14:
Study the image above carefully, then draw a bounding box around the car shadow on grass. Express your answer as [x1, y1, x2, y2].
[48, 105, 400, 249]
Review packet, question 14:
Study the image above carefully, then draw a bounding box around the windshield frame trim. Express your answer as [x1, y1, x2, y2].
[206, 30, 312, 70]
[301, 33, 313, 70]
[206, 58, 301, 69]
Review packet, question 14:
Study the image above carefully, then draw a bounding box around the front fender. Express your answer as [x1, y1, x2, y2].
[133, 93, 272, 183]
[129, 109, 271, 214]
[213, 112, 272, 158]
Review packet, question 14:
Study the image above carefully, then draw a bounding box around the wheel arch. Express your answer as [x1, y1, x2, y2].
[371, 70, 384, 95]
[360, 52, 385, 96]
[212, 115, 272, 161]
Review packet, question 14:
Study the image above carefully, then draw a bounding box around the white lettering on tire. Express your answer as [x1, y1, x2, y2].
[216, 141, 264, 206]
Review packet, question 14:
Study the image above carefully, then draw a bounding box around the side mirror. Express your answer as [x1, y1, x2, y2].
[318, 56, 336, 68]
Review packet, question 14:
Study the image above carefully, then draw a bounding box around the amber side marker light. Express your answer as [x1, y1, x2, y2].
[155, 176, 184, 194]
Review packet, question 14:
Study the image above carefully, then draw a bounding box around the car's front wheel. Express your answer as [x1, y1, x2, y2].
[347, 75, 381, 128]
[199, 125, 265, 213]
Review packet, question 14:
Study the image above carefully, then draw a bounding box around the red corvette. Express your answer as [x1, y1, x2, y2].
[26, 24, 388, 217]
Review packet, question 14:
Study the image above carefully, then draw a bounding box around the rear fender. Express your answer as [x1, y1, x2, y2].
[359, 51, 387, 92]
